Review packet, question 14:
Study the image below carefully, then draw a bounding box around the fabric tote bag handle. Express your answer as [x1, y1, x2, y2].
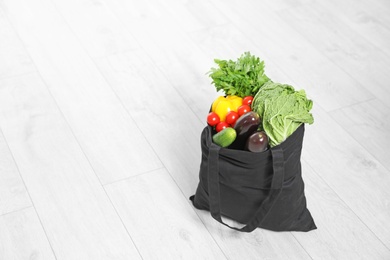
[207, 143, 285, 232]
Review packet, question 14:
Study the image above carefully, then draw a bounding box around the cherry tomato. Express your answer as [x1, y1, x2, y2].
[242, 96, 254, 106]
[207, 112, 220, 127]
[225, 111, 239, 126]
[216, 122, 229, 132]
[237, 105, 251, 116]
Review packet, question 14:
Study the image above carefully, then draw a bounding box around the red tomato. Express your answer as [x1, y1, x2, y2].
[237, 105, 251, 116]
[207, 112, 220, 127]
[242, 96, 254, 106]
[216, 122, 229, 132]
[225, 111, 239, 126]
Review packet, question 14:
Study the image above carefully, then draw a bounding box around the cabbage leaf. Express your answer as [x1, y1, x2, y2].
[252, 82, 314, 147]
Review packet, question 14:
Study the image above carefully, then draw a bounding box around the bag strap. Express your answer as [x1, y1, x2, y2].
[207, 144, 285, 232]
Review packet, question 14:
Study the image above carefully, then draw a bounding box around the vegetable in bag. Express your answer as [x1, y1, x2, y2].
[252, 82, 314, 147]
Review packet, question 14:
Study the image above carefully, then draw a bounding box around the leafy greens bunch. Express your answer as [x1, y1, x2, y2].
[208, 52, 270, 97]
[252, 82, 314, 147]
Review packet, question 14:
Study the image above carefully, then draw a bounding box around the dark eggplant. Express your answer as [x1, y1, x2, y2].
[245, 131, 269, 152]
[229, 111, 261, 150]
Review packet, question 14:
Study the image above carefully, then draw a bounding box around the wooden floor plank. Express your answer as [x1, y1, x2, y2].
[317, 0, 390, 57]
[0, 129, 31, 216]
[153, 0, 228, 33]
[4, 0, 163, 185]
[332, 99, 390, 171]
[102, 0, 180, 47]
[51, 0, 139, 58]
[0, 208, 56, 260]
[0, 74, 142, 260]
[302, 104, 390, 248]
[105, 168, 227, 260]
[0, 9, 34, 79]
[278, 3, 390, 107]
[295, 161, 390, 259]
[261, 0, 310, 11]
[94, 50, 204, 197]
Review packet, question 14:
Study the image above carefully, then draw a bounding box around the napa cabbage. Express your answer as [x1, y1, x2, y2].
[252, 82, 314, 147]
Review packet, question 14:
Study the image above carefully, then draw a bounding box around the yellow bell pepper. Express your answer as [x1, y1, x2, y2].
[211, 95, 243, 122]
[211, 96, 225, 112]
[226, 95, 243, 112]
[215, 100, 232, 122]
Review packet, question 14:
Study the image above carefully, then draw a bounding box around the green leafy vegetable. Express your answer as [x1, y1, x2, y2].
[252, 82, 314, 147]
[252, 82, 296, 117]
[207, 52, 270, 97]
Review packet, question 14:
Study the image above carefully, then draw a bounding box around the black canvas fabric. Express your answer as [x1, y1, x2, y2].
[190, 124, 316, 232]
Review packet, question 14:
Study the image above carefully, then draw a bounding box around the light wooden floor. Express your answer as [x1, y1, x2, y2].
[1, 0, 390, 259]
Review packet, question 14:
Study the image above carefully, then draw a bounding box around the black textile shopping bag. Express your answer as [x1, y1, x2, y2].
[190, 124, 316, 232]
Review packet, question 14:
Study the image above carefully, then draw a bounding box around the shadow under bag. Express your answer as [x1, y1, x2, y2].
[190, 124, 316, 232]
